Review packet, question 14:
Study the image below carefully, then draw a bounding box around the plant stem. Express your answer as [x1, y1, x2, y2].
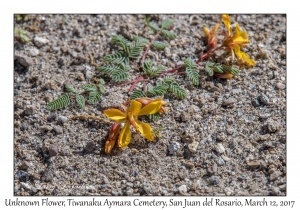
[157, 67, 180, 77]
[141, 29, 162, 66]
[197, 45, 223, 63]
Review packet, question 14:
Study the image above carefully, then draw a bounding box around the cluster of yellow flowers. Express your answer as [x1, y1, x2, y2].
[203, 14, 256, 66]
[103, 97, 167, 154]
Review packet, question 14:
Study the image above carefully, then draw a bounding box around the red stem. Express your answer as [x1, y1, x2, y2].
[129, 76, 144, 92]
[157, 67, 180, 77]
[197, 45, 223, 63]
[141, 29, 162, 66]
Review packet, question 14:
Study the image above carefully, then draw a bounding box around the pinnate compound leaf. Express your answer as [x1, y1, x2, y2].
[186, 68, 200, 85]
[47, 94, 70, 111]
[169, 82, 187, 99]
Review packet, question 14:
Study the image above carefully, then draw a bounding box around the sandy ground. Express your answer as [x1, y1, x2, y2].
[14, 14, 286, 196]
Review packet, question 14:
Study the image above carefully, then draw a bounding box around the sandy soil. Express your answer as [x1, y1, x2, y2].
[14, 14, 286, 196]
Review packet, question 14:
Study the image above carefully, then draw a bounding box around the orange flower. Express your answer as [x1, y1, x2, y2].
[222, 14, 255, 66]
[203, 23, 220, 49]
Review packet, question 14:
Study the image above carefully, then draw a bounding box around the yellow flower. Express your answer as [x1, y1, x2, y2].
[104, 98, 164, 148]
[135, 97, 168, 114]
[222, 14, 256, 66]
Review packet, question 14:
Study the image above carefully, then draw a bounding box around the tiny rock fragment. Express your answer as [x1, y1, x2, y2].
[188, 141, 199, 153]
[85, 142, 96, 154]
[49, 144, 58, 157]
[251, 98, 260, 107]
[270, 170, 282, 181]
[266, 119, 280, 133]
[180, 111, 191, 122]
[58, 115, 68, 124]
[53, 126, 63, 134]
[24, 105, 36, 115]
[34, 36, 49, 47]
[276, 82, 285, 90]
[222, 98, 237, 107]
[29, 48, 39, 57]
[258, 93, 269, 105]
[168, 142, 180, 155]
[15, 52, 33, 67]
[214, 143, 225, 154]
[178, 185, 187, 195]
[40, 125, 51, 133]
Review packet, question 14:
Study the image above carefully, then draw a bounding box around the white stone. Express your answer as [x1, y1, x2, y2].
[34, 36, 49, 47]
[178, 185, 187, 194]
[188, 141, 199, 153]
[29, 48, 39, 56]
[215, 143, 225, 154]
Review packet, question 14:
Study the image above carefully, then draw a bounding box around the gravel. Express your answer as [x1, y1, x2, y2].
[14, 14, 286, 196]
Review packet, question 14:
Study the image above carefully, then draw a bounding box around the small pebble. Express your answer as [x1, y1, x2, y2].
[49, 144, 58, 157]
[15, 52, 33, 67]
[258, 93, 269, 105]
[251, 98, 260, 107]
[85, 142, 96, 153]
[188, 141, 199, 153]
[15, 170, 29, 182]
[214, 143, 225, 154]
[222, 98, 237, 107]
[224, 187, 233, 196]
[20, 182, 32, 191]
[58, 115, 68, 123]
[53, 126, 63, 134]
[29, 48, 39, 56]
[208, 176, 220, 185]
[168, 142, 180, 155]
[276, 82, 285, 90]
[178, 185, 187, 194]
[34, 36, 49, 47]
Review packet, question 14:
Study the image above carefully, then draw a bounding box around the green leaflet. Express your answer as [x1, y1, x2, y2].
[81, 84, 97, 92]
[47, 94, 70, 111]
[161, 19, 174, 30]
[147, 22, 160, 32]
[161, 30, 176, 39]
[65, 84, 78, 94]
[152, 41, 168, 49]
[75, 94, 85, 109]
[142, 60, 165, 77]
[133, 36, 149, 45]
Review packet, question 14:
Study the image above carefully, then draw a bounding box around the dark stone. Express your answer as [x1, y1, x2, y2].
[85, 142, 96, 153]
[49, 144, 58, 157]
[208, 176, 220, 185]
[15, 170, 29, 182]
[258, 93, 270, 105]
[251, 98, 260, 107]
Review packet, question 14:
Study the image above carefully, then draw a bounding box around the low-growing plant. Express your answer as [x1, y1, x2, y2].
[47, 79, 105, 110]
[46, 14, 256, 154]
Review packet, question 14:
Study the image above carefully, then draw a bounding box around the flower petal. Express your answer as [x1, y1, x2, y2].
[233, 45, 256, 66]
[222, 14, 232, 36]
[129, 100, 142, 116]
[138, 100, 162, 116]
[135, 119, 154, 141]
[232, 24, 250, 45]
[103, 108, 126, 122]
[118, 122, 131, 148]
[203, 27, 210, 37]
